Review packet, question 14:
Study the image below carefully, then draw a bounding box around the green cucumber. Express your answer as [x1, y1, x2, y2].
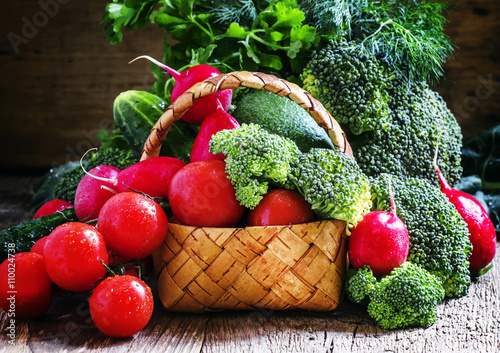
[113, 90, 198, 163]
[231, 90, 335, 152]
[0, 208, 79, 261]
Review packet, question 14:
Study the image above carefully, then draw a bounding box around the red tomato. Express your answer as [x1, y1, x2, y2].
[33, 199, 73, 218]
[30, 236, 49, 257]
[97, 192, 169, 259]
[247, 189, 315, 226]
[0, 252, 53, 319]
[43, 222, 109, 292]
[168, 160, 245, 227]
[89, 275, 154, 338]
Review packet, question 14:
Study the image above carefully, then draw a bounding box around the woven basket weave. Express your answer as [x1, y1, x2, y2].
[142, 71, 351, 312]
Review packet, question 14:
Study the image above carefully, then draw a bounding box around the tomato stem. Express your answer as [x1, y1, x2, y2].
[101, 259, 117, 277]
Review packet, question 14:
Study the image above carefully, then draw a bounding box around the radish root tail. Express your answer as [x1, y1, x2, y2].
[382, 173, 397, 216]
[79, 148, 118, 186]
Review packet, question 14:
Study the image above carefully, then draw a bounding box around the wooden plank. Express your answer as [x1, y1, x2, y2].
[0, 175, 499, 352]
[0, 1, 164, 171]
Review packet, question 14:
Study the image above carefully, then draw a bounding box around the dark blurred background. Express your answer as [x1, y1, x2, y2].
[0, 0, 499, 172]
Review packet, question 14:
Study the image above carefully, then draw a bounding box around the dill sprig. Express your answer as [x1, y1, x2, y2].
[208, 0, 271, 26]
[300, 0, 456, 85]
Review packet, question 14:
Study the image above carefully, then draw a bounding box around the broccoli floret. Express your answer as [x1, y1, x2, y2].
[345, 266, 377, 304]
[209, 123, 301, 209]
[289, 148, 372, 228]
[370, 175, 472, 298]
[353, 78, 463, 186]
[301, 40, 393, 135]
[54, 147, 136, 203]
[346, 263, 445, 330]
[209, 124, 372, 227]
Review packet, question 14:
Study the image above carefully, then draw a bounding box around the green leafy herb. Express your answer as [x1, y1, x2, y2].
[101, 0, 456, 94]
[101, 0, 160, 44]
[299, 0, 456, 84]
[101, 0, 319, 83]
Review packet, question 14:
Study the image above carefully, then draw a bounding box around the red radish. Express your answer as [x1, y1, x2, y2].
[115, 156, 186, 200]
[433, 144, 497, 273]
[168, 159, 245, 227]
[130, 55, 232, 125]
[247, 189, 315, 226]
[33, 199, 73, 219]
[190, 100, 240, 163]
[348, 175, 410, 278]
[74, 165, 121, 221]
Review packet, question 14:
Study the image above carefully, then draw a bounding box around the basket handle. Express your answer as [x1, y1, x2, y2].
[140, 71, 352, 161]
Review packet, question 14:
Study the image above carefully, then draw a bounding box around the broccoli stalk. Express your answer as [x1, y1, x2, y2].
[346, 263, 445, 330]
[209, 123, 372, 228]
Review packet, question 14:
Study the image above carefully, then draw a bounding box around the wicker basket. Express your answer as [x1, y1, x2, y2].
[141, 71, 352, 312]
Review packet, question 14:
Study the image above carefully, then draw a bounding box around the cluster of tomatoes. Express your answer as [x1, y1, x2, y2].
[0, 147, 317, 339]
[0, 60, 320, 339]
[0, 188, 167, 338]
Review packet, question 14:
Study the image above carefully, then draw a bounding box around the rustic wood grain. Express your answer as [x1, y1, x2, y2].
[0, 1, 164, 171]
[0, 1, 499, 171]
[0, 175, 499, 353]
[435, 0, 500, 140]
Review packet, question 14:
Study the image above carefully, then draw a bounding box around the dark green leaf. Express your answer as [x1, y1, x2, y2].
[179, 0, 195, 17]
[189, 45, 217, 65]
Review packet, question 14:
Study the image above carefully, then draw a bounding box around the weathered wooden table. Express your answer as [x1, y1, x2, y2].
[1, 173, 498, 353]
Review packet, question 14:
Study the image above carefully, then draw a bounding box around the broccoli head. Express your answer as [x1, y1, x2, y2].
[54, 147, 136, 203]
[209, 123, 301, 209]
[301, 40, 393, 135]
[289, 148, 372, 228]
[369, 174, 472, 298]
[301, 41, 463, 187]
[209, 124, 372, 227]
[346, 263, 445, 330]
[352, 77, 463, 187]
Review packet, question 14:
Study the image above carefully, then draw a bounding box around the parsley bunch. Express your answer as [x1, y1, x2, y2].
[101, 0, 456, 94]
